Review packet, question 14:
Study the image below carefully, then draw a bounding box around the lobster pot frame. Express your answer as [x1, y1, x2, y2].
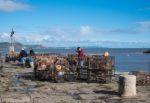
[34, 55, 58, 80]
[34, 62, 51, 80]
[77, 56, 90, 80]
[130, 71, 150, 86]
[87, 55, 115, 83]
[35, 70, 52, 80]
[34, 54, 116, 83]
[5, 52, 19, 62]
[34, 55, 77, 82]
[0, 53, 4, 69]
[67, 54, 78, 81]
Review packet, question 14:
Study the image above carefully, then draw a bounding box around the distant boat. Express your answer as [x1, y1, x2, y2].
[143, 50, 150, 53]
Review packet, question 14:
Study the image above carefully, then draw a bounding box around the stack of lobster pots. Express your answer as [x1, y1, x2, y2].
[130, 71, 150, 86]
[86, 55, 115, 83]
[34, 54, 115, 83]
[34, 54, 71, 82]
[35, 55, 56, 70]
[5, 51, 19, 62]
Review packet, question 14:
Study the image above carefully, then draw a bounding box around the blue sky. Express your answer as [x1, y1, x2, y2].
[0, 0, 150, 47]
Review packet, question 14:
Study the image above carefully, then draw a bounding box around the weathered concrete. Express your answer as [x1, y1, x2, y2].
[0, 63, 150, 103]
[119, 75, 136, 97]
[1, 93, 30, 103]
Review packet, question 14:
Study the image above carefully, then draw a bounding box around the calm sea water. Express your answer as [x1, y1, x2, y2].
[2, 48, 150, 72]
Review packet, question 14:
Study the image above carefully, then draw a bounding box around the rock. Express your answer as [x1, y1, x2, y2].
[0, 62, 150, 103]
[30, 91, 49, 99]
[92, 100, 106, 103]
[143, 50, 150, 53]
[78, 87, 94, 94]
[79, 94, 107, 100]
[1, 93, 30, 103]
[9, 86, 25, 92]
[66, 90, 80, 95]
[33, 96, 77, 103]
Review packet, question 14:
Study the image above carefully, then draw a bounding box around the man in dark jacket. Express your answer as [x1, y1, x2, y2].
[19, 48, 27, 67]
[76, 47, 85, 67]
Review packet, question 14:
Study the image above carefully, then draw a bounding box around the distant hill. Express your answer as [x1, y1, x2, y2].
[0, 42, 46, 49]
[24, 44, 46, 49]
[0, 42, 23, 49]
[47, 46, 105, 49]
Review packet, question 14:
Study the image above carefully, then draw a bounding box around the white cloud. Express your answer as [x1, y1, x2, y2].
[137, 21, 150, 32]
[0, 0, 31, 12]
[139, 6, 150, 11]
[0, 32, 10, 38]
[1, 22, 150, 47]
[80, 26, 92, 35]
[16, 34, 51, 43]
[0, 32, 10, 42]
[0, 32, 51, 44]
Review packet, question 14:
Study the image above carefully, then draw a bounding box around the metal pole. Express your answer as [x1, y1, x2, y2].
[9, 28, 14, 52]
[11, 36, 13, 46]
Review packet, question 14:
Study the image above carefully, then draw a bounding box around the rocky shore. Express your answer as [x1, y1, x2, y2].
[0, 63, 150, 103]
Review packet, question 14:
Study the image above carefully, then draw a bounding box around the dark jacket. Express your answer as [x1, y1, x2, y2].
[30, 49, 35, 56]
[19, 50, 27, 58]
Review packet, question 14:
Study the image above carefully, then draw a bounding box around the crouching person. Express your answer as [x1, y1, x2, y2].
[19, 48, 28, 68]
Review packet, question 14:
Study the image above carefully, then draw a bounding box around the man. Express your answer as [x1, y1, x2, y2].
[19, 47, 27, 67]
[0, 49, 3, 69]
[28, 48, 35, 68]
[76, 47, 85, 67]
[29, 48, 35, 56]
[100, 51, 113, 70]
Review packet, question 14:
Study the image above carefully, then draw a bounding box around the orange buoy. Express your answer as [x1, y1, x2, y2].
[55, 65, 62, 71]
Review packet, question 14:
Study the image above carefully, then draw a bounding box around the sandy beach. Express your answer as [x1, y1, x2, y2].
[0, 62, 149, 103]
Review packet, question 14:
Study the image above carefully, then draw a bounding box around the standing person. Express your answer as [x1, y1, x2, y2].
[0, 49, 3, 69]
[100, 51, 112, 70]
[28, 48, 35, 68]
[19, 47, 28, 67]
[29, 48, 35, 56]
[76, 47, 85, 67]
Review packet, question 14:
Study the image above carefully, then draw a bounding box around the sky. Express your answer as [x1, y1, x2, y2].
[0, 0, 150, 48]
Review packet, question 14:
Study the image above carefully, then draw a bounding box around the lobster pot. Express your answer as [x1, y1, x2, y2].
[0, 53, 4, 69]
[0, 59, 3, 68]
[119, 75, 136, 97]
[79, 68, 88, 79]
[130, 71, 150, 86]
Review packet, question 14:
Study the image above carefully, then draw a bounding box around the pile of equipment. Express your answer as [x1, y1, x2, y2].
[34, 54, 115, 83]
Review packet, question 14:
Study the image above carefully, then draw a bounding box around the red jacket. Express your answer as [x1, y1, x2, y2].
[77, 49, 85, 60]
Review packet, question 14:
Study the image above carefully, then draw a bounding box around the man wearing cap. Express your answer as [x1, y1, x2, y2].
[19, 48, 28, 67]
[76, 47, 85, 67]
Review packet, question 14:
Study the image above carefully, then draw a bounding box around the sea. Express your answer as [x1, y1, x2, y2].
[1, 48, 150, 73]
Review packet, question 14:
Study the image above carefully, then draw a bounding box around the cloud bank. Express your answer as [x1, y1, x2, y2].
[0, 21, 150, 47]
[0, 0, 31, 12]
[80, 26, 92, 35]
[137, 21, 150, 32]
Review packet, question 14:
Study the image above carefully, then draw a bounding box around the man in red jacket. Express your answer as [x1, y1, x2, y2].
[76, 47, 85, 67]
